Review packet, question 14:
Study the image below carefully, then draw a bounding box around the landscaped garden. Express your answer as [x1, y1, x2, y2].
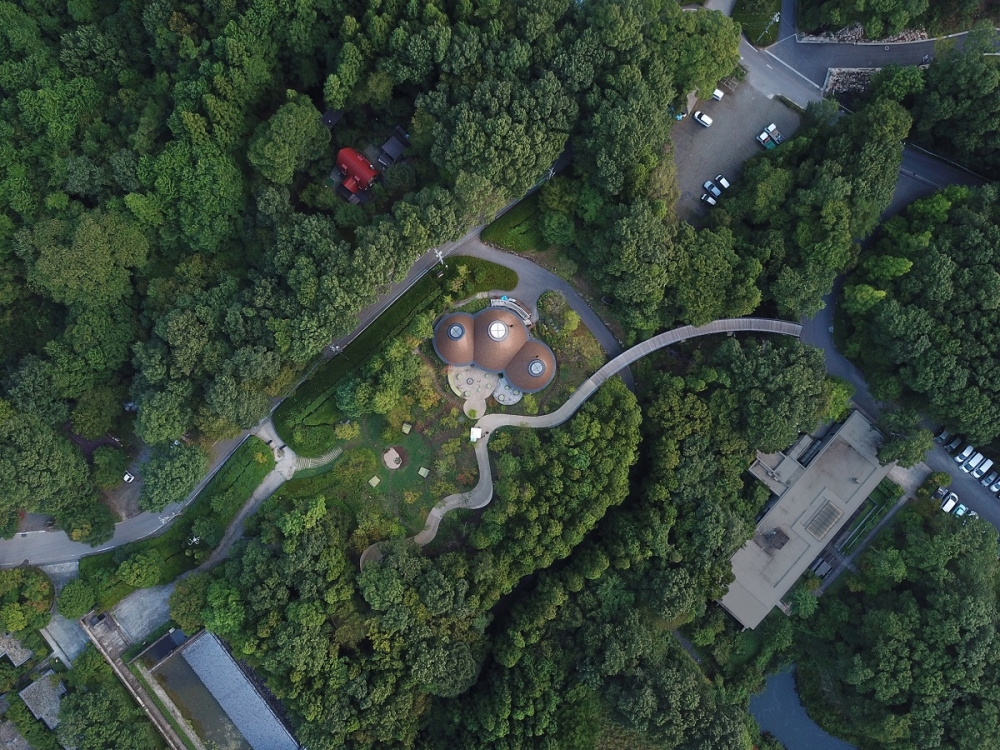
[270, 258, 612, 549]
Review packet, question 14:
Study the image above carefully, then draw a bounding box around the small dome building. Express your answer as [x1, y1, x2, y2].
[433, 308, 556, 393]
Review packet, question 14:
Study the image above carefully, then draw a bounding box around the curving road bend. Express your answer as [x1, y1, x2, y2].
[360, 318, 801, 569]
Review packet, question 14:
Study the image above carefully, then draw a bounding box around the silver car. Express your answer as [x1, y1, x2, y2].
[703, 180, 722, 198]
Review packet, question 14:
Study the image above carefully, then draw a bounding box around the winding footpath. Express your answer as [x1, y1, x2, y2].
[360, 318, 801, 569]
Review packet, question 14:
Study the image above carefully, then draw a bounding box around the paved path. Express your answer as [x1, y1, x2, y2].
[361, 318, 801, 568]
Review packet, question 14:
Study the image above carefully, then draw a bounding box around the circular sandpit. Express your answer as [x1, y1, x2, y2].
[382, 446, 407, 470]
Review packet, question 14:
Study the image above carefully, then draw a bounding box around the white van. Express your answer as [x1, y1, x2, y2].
[961, 452, 985, 473]
[973, 458, 994, 480]
[712, 89, 725, 101]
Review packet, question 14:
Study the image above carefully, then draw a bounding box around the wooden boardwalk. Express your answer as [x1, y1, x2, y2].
[361, 318, 802, 568]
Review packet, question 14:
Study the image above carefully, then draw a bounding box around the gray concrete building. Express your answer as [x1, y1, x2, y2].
[720, 411, 891, 629]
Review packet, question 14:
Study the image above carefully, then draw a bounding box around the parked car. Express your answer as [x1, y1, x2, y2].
[693, 111, 713, 127]
[990, 476, 1000, 494]
[955, 445, 975, 464]
[981, 470, 998, 488]
[712, 88, 725, 101]
[715, 174, 731, 189]
[123, 471, 135, 483]
[941, 492, 959, 513]
[700, 193, 717, 206]
[961, 452, 985, 473]
[954, 503, 969, 517]
[934, 428, 951, 443]
[974, 458, 995, 481]
[944, 435, 963, 452]
[703, 180, 722, 198]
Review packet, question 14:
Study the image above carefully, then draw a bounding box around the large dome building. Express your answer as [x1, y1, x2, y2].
[433, 308, 556, 393]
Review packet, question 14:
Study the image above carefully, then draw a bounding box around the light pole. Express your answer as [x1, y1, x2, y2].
[757, 12, 780, 45]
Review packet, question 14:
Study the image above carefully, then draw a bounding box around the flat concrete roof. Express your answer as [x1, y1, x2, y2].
[720, 411, 891, 629]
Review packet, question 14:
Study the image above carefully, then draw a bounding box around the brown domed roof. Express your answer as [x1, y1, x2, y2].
[472, 308, 528, 373]
[433, 312, 475, 366]
[505, 339, 557, 393]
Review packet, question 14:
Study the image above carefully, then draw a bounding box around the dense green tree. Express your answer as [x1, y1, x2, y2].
[15, 211, 148, 308]
[116, 550, 161, 588]
[93, 445, 128, 490]
[910, 26, 1000, 173]
[248, 91, 330, 184]
[798, 505, 1000, 749]
[137, 444, 207, 512]
[0, 400, 94, 524]
[843, 184, 1000, 442]
[59, 646, 158, 750]
[57, 578, 96, 619]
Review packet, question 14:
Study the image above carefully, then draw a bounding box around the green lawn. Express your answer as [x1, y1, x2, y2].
[80, 437, 275, 610]
[481, 193, 546, 252]
[733, 0, 782, 46]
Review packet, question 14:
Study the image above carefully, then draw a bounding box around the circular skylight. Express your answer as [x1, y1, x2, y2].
[528, 359, 546, 377]
[488, 320, 508, 341]
[447, 323, 465, 340]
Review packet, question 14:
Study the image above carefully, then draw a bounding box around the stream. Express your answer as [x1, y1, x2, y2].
[749, 667, 856, 750]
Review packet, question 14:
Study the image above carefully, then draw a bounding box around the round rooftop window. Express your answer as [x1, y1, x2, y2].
[528, 359, 546, 377]
[447, 323, 465, 340]
[488, 320, 508, 341]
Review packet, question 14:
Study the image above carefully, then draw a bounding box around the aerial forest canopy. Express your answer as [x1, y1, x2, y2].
[798, 505, 1000, 749]
[842, 184, 1000, 443]
[173, 337, 844, 748]
[0, 0, 739, 536]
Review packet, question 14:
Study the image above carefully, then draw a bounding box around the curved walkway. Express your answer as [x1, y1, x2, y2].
[360, 317, 802, 569]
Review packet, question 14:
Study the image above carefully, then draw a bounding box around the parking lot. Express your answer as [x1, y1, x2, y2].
[926, 440, 1000, 530]
[672, 80, 801, 221]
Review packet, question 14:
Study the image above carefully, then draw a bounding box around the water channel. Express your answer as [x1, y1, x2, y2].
[749, 667, 856, 750]
[153, 654, 251, 750]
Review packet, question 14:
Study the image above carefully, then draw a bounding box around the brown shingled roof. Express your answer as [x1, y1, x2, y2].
[505, 339, 557, 393]
[472, 308, 528, 373]
[433, 312, 475, 366]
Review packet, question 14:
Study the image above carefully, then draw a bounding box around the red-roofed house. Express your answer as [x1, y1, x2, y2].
[334, 148, 378, 202]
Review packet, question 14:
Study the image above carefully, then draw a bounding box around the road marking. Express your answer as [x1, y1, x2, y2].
[763, 48, 823, 90]
[766, 64, 773, 69]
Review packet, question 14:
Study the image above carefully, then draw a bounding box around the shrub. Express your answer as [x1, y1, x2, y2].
[57, 579, 97, 619]
[116, 551, 161, 588]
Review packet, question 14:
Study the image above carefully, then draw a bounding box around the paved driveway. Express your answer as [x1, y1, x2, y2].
[672, 82, 800, 221]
